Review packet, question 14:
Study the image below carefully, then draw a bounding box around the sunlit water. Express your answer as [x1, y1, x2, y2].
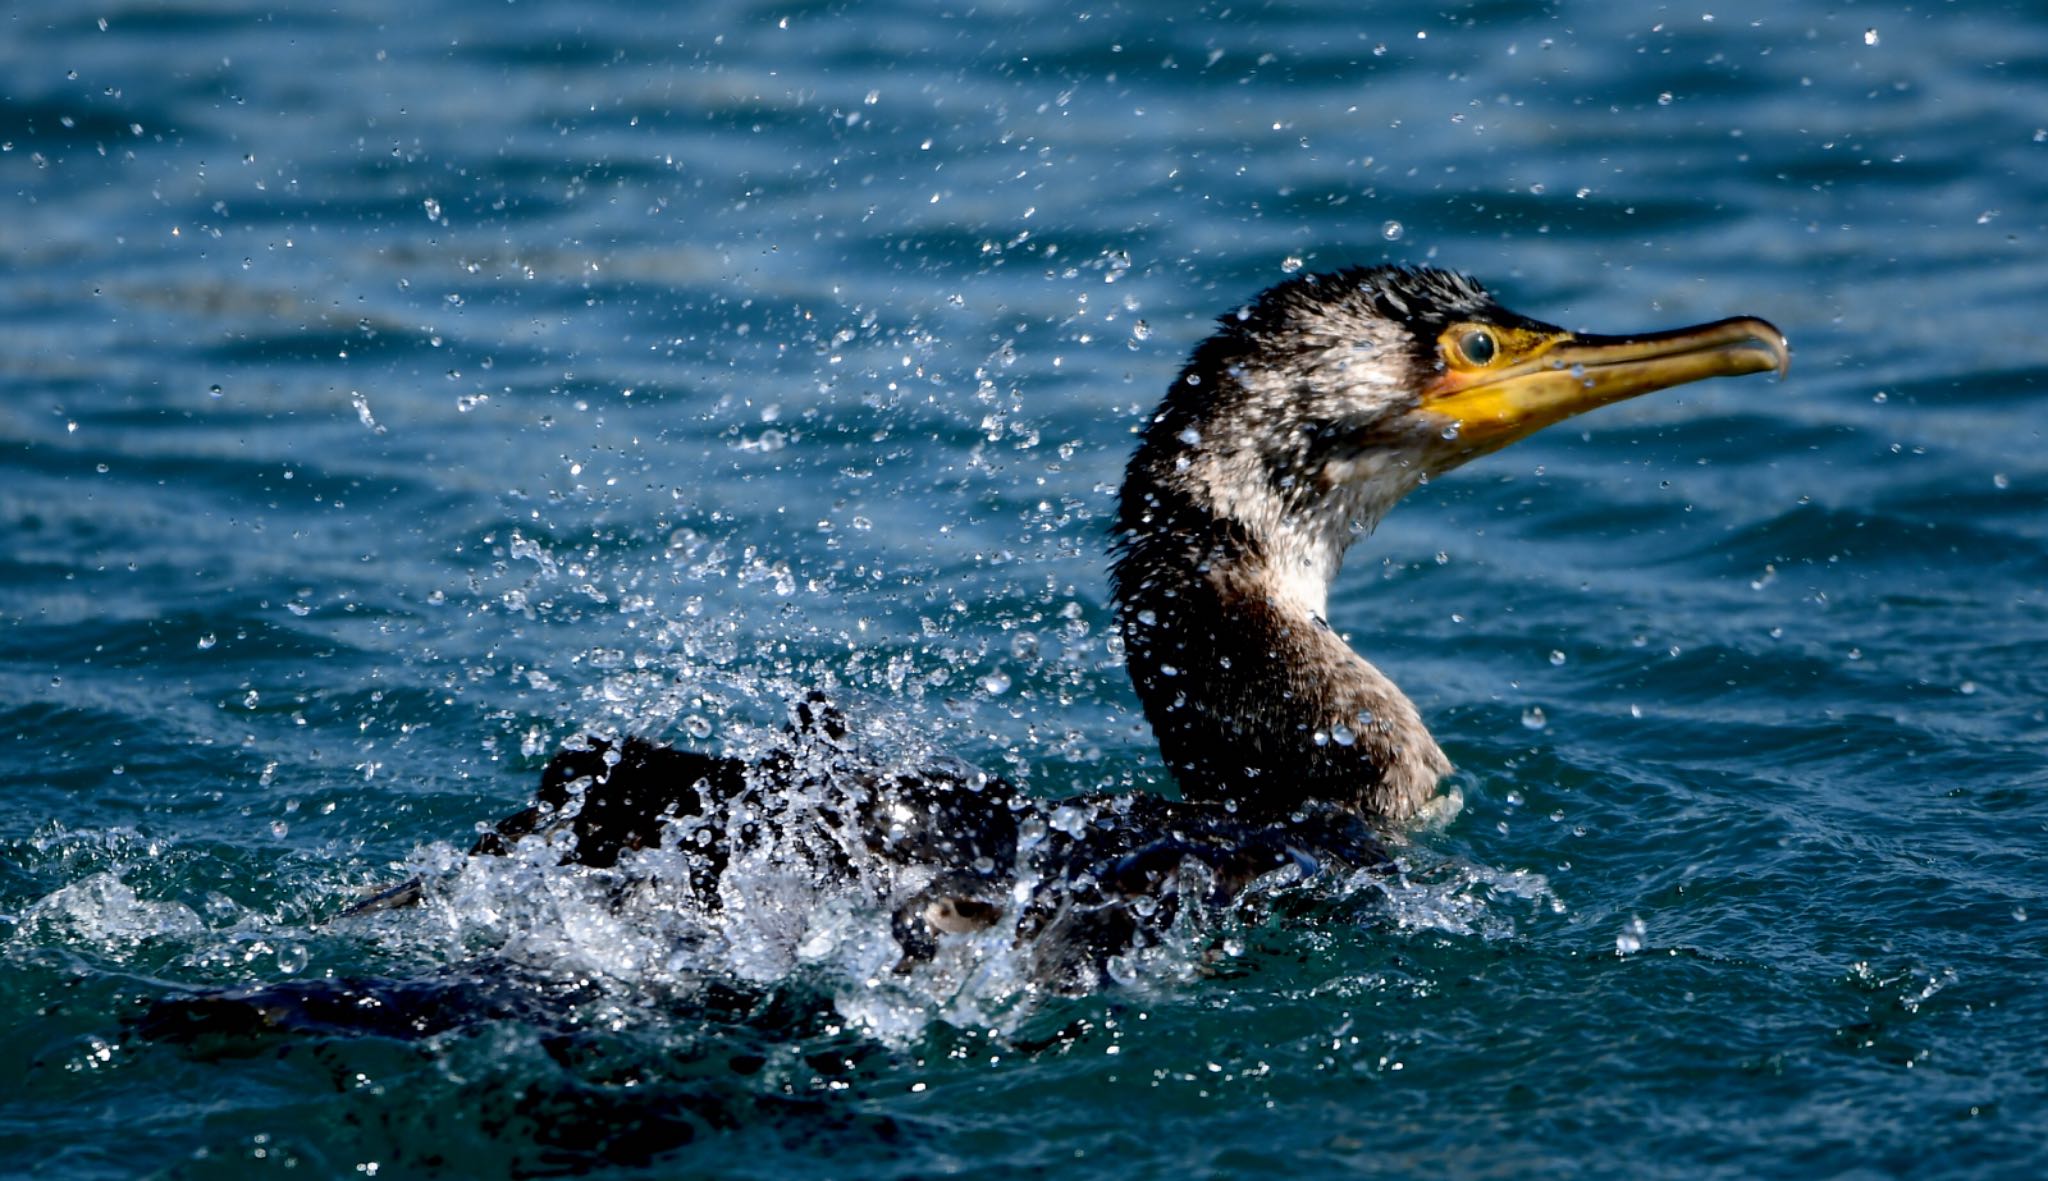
[5, 1, 2047, 1176]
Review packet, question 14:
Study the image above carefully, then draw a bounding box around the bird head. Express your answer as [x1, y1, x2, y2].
[1126, 265, 1789, 582]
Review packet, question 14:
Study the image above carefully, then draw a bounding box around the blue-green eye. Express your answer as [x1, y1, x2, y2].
[1460, 329, 1497, 366]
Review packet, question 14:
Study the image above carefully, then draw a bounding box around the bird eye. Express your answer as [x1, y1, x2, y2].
[1459, 329, 1497, 366]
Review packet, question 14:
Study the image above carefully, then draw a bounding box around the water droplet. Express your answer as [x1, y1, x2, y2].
[1863, 27, 1879, 45]
[1380, 220, 1404, 241]
[1131, 319, 1151, 341]
[1521, 706, 1547, 730]
[1549, 650, 1566, 666]
[1992, 473, 2010, 490]
[422, 196, 441, 221]
[1329, 722, 1357, 746]
[1657, 91, 1673, 105]
[1440, 422, 1461, 440]
[350, 391, 383, 434]
[277, 944, 309, 974]
[196, 634, 217, 650]
[1616, 916, 1646, 956]
[1177, 426, 1202, 446]
[683, 715, 713, 739]
[1280, 255, 1304, 273]
[208, 384, 223, 398]
[978, 671, 1012, 696]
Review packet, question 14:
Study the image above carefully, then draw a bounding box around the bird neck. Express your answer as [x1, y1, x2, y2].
[1110, 478, 1449, 824]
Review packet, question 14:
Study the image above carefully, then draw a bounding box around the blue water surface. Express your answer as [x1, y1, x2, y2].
[4, 0, 2047, 1176]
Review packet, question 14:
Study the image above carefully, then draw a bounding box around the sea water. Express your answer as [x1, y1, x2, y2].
[4, 1, 2047, 1176]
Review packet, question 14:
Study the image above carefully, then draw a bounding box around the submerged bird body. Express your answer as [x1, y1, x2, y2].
[143, 267, 1786, 1035]
[462, 700, 1395, 991]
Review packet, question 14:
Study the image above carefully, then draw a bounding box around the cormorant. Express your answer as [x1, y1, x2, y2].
[455, 265, 1786, 987]
[144, 266, 1788, 1037]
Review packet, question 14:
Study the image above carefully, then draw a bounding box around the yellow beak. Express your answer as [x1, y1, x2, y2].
[1422, 316, 1789, 456]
